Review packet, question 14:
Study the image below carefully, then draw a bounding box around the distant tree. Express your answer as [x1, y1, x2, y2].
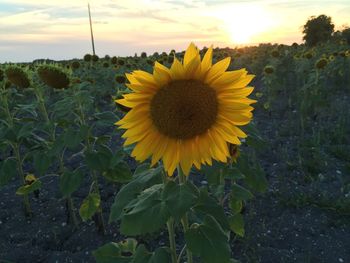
[341, 27, 350, 44]
[303, 15, 334, 46]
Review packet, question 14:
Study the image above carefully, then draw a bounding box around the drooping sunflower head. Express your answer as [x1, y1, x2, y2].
[115, 43, 256, 176]
[84, 54, 92, 62]
[304, 51, 313, 59]
[271, 49, 280, 58]
[5, 65, 31, 89]
[37, 64, 70, 90]
[0, 68, 4, 82]
[111, 56, 118, 65]
[315, 58, 328, 69]
[71, 61, 81, 69]
[92, 54, 99, 62]
[264, 65, 274, 75]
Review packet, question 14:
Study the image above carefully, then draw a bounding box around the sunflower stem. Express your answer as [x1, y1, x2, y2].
[1, 82, 13, 127]
[59, 149, 79, 228]
[167, 218, 178, 263]
[177, 166, 193, 263]
[14, 143, 32, 217]
[33, 84, 54, 141]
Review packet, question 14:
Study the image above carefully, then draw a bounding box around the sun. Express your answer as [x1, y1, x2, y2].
[219, 4, 273, 44]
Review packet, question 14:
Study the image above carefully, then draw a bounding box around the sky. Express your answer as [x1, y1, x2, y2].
[0, 0, 349, 62]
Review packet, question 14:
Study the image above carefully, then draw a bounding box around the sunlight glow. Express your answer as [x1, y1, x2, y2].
[218, 4, 274, 44]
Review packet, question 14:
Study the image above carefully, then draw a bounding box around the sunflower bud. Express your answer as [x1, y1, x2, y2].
[103, 62, 109, 68]
[228, 144, 240, 163]
[5, 66, 31, 89]
[37, 65, 70, 89]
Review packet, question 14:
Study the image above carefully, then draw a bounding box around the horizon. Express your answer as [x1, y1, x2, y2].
[0, 0, 349, 63]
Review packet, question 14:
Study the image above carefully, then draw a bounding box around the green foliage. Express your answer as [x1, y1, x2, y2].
[185, 215, 231, 263]
[59, 170, 85, 197]
[16, 179, 42, 195]
[93, 240, 170, 263]
[0, 159, 17, 187]
[303, 15, 334, 46]
[79, 193, 101, 221]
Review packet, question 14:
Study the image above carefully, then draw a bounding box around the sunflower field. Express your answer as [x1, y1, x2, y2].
[0, 41, 349, 263]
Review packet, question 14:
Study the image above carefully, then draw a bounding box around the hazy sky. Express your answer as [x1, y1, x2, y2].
[0, 0, 349, 62]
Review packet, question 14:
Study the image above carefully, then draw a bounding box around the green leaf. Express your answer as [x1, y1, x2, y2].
[94, 111, 120, 127]
[202, 160, 226, 185]
[85, 150, 112, 172]
[244, 164, 268, 193]
[33, 153, 52, 176]
[109, 165, 163, 223]
[120, 184, 170, 235]
[64, 127, 86, 150]
[0, 159, 17, 187]
[132, 246, 171, 263]
[228, 213, 245, 237]
[16, 123, 35, 140]
[16, 180, 42, 195]
[79, 193, 101, 221]
[185, 215, 231, 263]
[222, 167, 245, 180]
[103, 161, 132, 183]
[59, 170, 84, 197]
[231, 184, 254, 202]
[92, 242, 131, 263]
[229, 200, 243, 215]
[109, 149, 126, 168]
[193, 189, 230, 230]
[163, 180, 199, 220]
[236, 153, 268, 193]
[242, 122, 266, 149]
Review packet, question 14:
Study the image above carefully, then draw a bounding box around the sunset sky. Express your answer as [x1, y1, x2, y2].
[0, 0, 349, 62]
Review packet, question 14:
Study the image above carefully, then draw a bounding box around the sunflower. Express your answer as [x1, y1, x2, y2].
[115, 43, 256, 176]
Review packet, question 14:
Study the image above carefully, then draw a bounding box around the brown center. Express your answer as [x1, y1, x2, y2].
[150, 79, 218, 139]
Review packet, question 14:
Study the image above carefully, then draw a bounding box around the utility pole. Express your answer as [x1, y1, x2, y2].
[88, 3, 96, 55]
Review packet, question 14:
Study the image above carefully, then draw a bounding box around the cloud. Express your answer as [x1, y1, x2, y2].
[0, 0, 350, 62]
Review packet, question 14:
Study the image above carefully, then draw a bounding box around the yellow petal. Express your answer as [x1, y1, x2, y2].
[217, 87, 254, 98]
[170, 58, 185, 80]
[210, 69, 247, 88]
[180, 139, 194, 176]
[184, 56, 201, 79]
[228, 74, 255, 89]
[201, 46, 213, 74]
[204, 57, 231, 84]
[184, 43, 200, 67]
[153, 65, 171, 87]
